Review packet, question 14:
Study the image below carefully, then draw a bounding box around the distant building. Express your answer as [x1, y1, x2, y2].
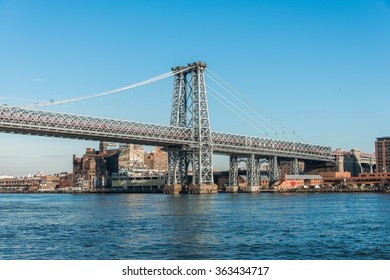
[237, 175, 248, 188]
[0, 176, 32, 192]
[118, 144, 145, 169]
[278, 161, 305, 178]
[319, 171, 351, 185]
[0, 172, 71, 193]
[356, 172, 390, 185]
[144, 147, 168, 171]
[73, 142, 118, 190]
[277, 174, 322, 190]
[376, 137, 390, 173]
[319, 171, 389, 186]
[73, 142, 168, 190]
[37, 175, 60, 192]
[333, 148, 375, 176]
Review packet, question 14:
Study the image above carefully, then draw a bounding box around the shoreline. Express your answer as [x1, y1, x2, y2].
[1, 188, 389, 194]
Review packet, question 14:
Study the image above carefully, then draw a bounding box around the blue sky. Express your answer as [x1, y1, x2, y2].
[1, 0, 389, 176]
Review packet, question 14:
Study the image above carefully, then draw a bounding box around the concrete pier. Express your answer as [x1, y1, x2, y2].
[248, 185, 260, 192]
[225, 186, 239, 193]
[188, 183, 218, 194]
[164, 184, 182, 194]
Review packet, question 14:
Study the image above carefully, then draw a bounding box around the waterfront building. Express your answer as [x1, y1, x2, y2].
[319, 171, 390, 187]
[73, 142, 168, 190]
[111, 168, 166, 192]
[319, 171, 352, 185]
[376, 137, 390, 173]
[277, 174, 322, 190]
[73, 142, 118, 190]
[0, 176, 32, 192]
[356, 172, 390, 185]
[0, 172, 71, 193]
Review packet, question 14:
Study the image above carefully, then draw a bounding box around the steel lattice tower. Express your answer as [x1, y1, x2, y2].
[167, 62, 216, 193]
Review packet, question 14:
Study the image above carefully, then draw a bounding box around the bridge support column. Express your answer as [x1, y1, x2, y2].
[269, 156, 280, 184]
[245, 154, 260, 192]
[290, 158, 299, 175]
[227, 155, 239, 192]
[166, 146, 193, 194]
[166, 147, 188, 194]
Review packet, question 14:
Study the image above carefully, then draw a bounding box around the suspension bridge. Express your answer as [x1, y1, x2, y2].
[0, 61, 333, 194]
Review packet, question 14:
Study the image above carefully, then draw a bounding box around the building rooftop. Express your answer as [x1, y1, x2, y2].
[285, 175, 322, 180]
[239, 175, 248, 181]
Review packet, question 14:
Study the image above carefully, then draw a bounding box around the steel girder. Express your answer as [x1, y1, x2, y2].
[246, 154, 259, 187]
[167, 147, 189, 186]
[168, 68, 191, 186]
[211, 132, 332, 161]
[0, 105, 193, 146]
[291, 158, 299, 175]
[190, 62, 213, 184]
[229, 155, 238, 187]
[269, 156, 280, 183]
[228, 154, 263, 188]
[0, 105, 333, 162]
[0, 103, 333, 163]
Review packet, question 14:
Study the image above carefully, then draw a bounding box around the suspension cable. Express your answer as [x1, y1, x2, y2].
[207, 89, 268, 136]
[206, 68, 308, 143]
[207, 85, 293, 140]
[206, 72, 285, 136]
[25, 65, 196, 108]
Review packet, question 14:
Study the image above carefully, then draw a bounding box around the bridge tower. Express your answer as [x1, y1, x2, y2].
[165, 62, 218, 194]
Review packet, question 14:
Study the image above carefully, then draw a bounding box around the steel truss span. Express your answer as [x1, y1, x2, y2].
[0, 105, 194, 146]
[0, 105, 332, 161]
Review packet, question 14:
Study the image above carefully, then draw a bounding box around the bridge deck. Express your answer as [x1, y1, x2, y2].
[0, 106, 332, 161]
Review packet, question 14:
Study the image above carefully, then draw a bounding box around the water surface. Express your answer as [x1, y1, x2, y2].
[0, 193, 389, 259]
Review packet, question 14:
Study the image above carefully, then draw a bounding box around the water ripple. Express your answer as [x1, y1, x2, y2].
[0, 193, 389, 259]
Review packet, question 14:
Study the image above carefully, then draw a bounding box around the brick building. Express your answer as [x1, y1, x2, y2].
[73, 142, 118, 190]
[144, 147, 168, 171]
[376, 137, 390, 173]
[277, 174, 322, 190]
[73, 142, 168, 189]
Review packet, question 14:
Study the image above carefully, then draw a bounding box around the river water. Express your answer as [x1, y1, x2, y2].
[0, 193, 389, 260]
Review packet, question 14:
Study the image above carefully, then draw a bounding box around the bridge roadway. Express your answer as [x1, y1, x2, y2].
[0, 105, 332, 161]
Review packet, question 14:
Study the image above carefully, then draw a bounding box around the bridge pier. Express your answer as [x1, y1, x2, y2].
[244, 154, 260, 192]
[290, 158, 299, 175]
[227, 155, 239, 192]
[188, 183, 218, 194]
[164, 183, 183, 194]
[269, 156, 280, 184]
[228, 154, 260, 192]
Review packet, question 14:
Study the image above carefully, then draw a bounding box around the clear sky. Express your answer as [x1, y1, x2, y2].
[0, 0, 389, 176]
